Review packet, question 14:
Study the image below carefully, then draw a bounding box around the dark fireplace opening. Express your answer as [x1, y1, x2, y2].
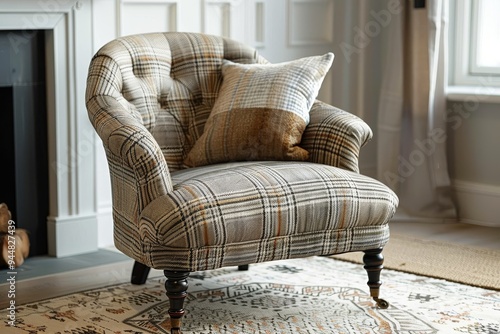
[0, 30, 48, 256]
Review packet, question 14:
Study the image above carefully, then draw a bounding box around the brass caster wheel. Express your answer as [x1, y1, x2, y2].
[374, 297, 389, 309]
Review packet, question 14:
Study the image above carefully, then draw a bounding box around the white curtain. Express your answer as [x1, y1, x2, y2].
[377, 0, 457, 220]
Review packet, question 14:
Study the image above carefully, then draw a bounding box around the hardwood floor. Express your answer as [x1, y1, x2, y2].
[0, 249, 149, 308]
[390, 221, 500, 250]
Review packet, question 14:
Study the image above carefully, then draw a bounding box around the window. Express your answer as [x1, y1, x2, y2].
[449, 0, 500, 88]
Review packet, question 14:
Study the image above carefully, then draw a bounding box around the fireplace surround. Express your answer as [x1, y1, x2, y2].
[0, 0, 98, 257]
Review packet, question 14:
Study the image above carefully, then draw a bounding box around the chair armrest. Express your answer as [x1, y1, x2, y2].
[302, 101, 373, 173]
[86, 95, 173, 210]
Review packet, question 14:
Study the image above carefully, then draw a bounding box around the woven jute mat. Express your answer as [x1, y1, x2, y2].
[332, 233, 500, 291]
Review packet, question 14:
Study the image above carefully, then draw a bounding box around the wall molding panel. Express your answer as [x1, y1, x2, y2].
[254, 1, 265, 47]
[119, 0, 178, 36]
[203, 1, 231, 37]
[202, 0, 249, 41]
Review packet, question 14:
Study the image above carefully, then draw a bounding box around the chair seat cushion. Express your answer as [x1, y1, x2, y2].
[138, 161, 397, 269]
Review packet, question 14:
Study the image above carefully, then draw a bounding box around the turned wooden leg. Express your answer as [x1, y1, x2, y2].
[131, 261, 151, 285]
[363, 248, 390, 309]
[164, 271, 190, 334]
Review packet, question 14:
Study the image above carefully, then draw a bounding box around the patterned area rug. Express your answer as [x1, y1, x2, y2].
[4, 257, 500, 333]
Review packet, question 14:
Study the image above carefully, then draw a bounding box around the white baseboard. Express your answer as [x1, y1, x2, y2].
[47, 214, 99, 257]
[452, 179, 500, 227]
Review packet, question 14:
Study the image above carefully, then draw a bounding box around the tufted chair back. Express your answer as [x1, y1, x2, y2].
[86, 32, 267, 172]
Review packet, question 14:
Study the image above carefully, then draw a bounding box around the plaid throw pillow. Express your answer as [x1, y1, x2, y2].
[184, 53, 334, 167]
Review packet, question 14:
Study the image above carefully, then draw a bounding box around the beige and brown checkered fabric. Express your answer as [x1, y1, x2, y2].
[86, 32, 398, 271]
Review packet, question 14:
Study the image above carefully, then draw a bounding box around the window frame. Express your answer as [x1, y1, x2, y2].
[449, 0, 500, 88]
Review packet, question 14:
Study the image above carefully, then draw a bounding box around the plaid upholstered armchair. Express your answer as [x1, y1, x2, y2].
[86, 32, 398, 334]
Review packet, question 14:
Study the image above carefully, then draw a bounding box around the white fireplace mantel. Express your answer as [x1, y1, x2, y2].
[0, 0, 98, 257]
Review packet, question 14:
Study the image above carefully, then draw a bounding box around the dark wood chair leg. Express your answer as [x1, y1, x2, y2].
[164, 271, 190, 334]
[363, 248, 390, 309]
[131, 261, 151, 285]
[238, 264, 249, 271]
